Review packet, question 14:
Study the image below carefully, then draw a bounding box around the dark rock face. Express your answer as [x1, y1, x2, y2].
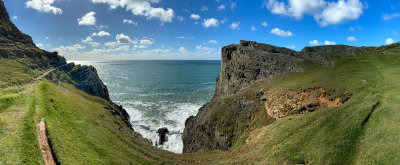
[214, 40, 304, 97]
[46, 63, 110, 100]
[182, 40, 370, 153]
[157, 127, 169, 145]
[0, 0, 66, 69]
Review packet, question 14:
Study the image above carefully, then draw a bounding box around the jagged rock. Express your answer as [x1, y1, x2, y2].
[157, 127, 169, 145]
[45, 63, 110, 100]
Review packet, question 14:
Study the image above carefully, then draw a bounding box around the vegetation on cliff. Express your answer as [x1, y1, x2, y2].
[1, 0, 400, 164]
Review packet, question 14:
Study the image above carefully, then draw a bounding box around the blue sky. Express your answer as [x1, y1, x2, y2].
[4, 0, 400, 60]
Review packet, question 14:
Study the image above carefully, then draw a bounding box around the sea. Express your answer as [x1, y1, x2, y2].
[70, 60, 221, 153]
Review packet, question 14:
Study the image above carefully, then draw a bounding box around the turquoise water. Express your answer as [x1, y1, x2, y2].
[71, 60, 221, 153]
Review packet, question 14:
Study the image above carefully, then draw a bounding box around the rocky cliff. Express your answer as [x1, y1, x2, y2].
[0, 0, 130, 127]
[182, 40, 369, 153]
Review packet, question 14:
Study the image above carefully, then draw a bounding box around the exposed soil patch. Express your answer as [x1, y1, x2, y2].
[263, 88, 351, 119]
[38, 118, 57, 165]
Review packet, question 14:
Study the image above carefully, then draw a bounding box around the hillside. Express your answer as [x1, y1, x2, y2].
[1, 0, 400, 164]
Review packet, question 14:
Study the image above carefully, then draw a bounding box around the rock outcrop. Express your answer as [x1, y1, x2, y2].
[0, 0, 66, 69]
[182, 41, 368, 153]
[157, 127, 169, 145]
[45, 63, 110, 100]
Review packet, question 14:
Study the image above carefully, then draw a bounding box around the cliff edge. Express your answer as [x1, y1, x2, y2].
[182, 40, 370, 153]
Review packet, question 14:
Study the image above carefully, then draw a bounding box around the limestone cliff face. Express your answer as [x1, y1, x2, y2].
[214, 40, 304, 97]
[182, 41, 369, 153]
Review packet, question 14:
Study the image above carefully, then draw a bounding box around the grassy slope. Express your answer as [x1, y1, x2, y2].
[0, 44, 399, 164]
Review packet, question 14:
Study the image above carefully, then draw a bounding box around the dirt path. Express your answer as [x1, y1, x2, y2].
[30, 68, 55, 85]
[38, 118, 56, 165]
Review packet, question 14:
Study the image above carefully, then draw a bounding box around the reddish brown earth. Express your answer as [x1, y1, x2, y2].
[38, 118, 56, 165]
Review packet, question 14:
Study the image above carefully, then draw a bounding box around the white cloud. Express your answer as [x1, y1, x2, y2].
[288, 45, 296, 49]
[270, 28, 293, 37]
[251, 25, 256, 31]
[92, 31, 111, 37]
[230, 22, 240, 30]
[81, 36, 100, 47]
[315, 0, 364, 26]
[218, 5, 226, 11]
[203, 18, 219, 28]
[91, 0, 174, 22]
[261, 22, 268, 27]
[12, 16, 18, 20]
[116, 33, 133, 44]
[123, 19, 138, 25]
[231, 2, 237, 10]
[25, 0, 62, 15]
[386, 38, 395, 45]
[347, 36, 357, 42]
[105, 42, 119, 47]
[209, 40, 218, 43]
[324, 40, 336, 45]
[382, 13, 400, 21]
[53, 44, 86, 53]
[220, 18, 227, 24]
[196, 45, 211, 51]
[266, 0, 326, 19]
[190, 14, 200, 20]
[140, 39, 154, 45]
[201, 6, 208, 11]
[36, 43, 43, 48]
[309, 40, 321, 46]
[178, 46, 188, 53]
[266, 0, 364, 26]
[78, 12, 96, 26]
[177, 16, 184, 21]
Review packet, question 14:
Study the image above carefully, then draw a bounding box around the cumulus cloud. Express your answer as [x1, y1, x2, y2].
[203, 18, 219, 28]
[140, 38, 154, 45]
[347, 36, 357, 42]
[315, 0, 364, 26]
[12, 16, 18, 20]
[116, 33, 134, 44]
[91, 0, 174, 22]
[266, 0, 364, 26]
[92, 31, 111, 37]
[288, 45, 296, 49]
[123, 19, 138, 25]
[382, 13, 400, 21]
[270, 28, 293, 37]
[25, 0, 62, 15]
[190, 14, 200, 20]
[82, 36, 100, 47]
[324, 40, 336, 45]
[309, 40, 321, 46]
[209, 40, 218, 43]
[385, 38, 395, 45]
[53, 44, 86, 54]
[218, 5, 226, 11]
[178, 46, 188, 53]
[36, 43, 43, 48]
[230, 22, 240, 30]
[78, 12, 96, 26]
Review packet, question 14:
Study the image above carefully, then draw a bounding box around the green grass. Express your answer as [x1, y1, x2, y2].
[0, 44, 400, 164]
[0, 58, 43, 89]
